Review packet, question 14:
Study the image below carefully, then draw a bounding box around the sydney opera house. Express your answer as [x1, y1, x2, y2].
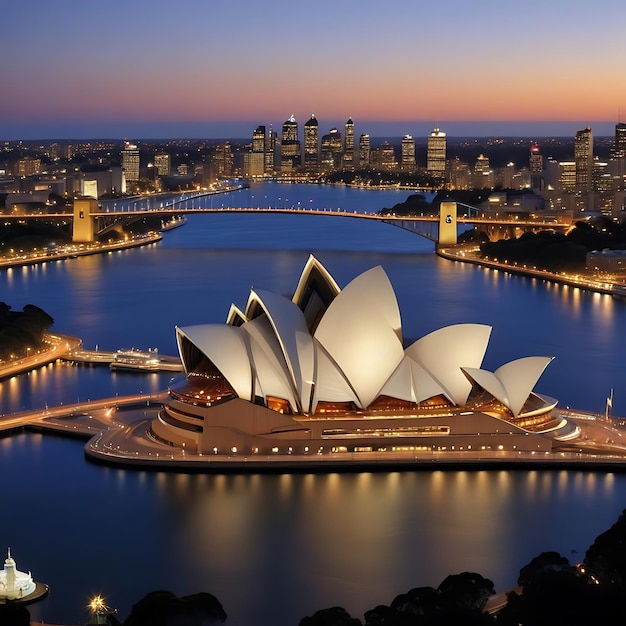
[150, 256, 578, 459]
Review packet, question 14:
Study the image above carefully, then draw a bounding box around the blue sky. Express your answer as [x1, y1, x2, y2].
[3, 0, 625, 139]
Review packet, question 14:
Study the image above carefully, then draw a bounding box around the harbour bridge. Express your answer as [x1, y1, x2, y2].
[4, 188, 571, 246]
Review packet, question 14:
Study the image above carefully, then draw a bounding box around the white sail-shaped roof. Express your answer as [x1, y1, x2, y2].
[176, 325, 252, 401]
[174, 256, 554, 421]
[242, 316, 299, 412]
[405, 324, 491, 406]
[310, 340, 360, 413]
[226, 304, 248, 327]
[292, 254, 341, 308]
[314, 266, 405, 408]
[249, 288, 315, 413]
[463, 356, 554, 417]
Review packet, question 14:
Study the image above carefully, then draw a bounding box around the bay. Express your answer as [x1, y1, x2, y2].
[1, 182, 625, 626]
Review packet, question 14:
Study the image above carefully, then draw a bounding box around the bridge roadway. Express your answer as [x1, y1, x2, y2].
[11, 204, 570, 231]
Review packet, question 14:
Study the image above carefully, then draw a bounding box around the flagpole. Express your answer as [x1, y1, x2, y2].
[606, 388, 613, 421]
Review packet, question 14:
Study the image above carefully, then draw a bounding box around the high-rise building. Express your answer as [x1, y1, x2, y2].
[427, 128, 447, 174]
[252, 125, 266, 153]
[473, 154, 493, 189]
[574, 126, 593, 193]
[376, 141, 398, 171]
[613, 122, 626, 158]
[16, 156, 41, 177]
[121, 141, 140, 182]
[303, 115, 319, 173]
[400, 135, 416, 172]
[359, 134, 370, 168]
[212, 141, 234, 179]
[529, 144, 543, 190]
[154, 153, 170, 176]
[265, 127, 277, 175]
[248, 126, 267, 178]
[559, 161, 577, 193]
[320, 128, 343, 171]
[280, 115, 301, 172]
[343, 118, 355, 168]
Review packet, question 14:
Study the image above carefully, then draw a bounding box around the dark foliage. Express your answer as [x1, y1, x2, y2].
[0, 222, 72, 250]
[517, 551, 576, 588]
[123, 589, 226, 626]
[0, 602, 31, 625]
[497, 570, 626, 626]
[437, 572, 495, 611]
[0, 302, 54, 359]
[299, 606, 363, 626]
[584, 509, 626, 591]
[479, 217, 626, 272]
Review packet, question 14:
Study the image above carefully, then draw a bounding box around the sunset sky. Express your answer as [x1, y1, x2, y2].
[3, 0, 625, 139]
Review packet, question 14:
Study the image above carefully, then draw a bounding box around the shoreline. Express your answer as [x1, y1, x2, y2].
[436, 244, 626, 298]
[0, 232, 162, 271]
[8, 397, 624, 473]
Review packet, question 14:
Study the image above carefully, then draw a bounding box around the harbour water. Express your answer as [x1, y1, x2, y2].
[1, 182, 626, 625]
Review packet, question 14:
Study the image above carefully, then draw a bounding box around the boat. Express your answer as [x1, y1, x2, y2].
[109, 348, 182, 372]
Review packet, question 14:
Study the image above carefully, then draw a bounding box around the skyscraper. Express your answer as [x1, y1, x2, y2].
[121, 141, 140, 182]
[265, 127, 277, 175]
[248, 126, 266, 178]
[613, 122, 626, 158]
[427, 128, 446, 174]
[320, 128, 342, 171]
[252, 125, 266, 153]
[280, 115, 301, 172]
[154, 153, 170, 176]
[303, 115, 319, 172]
[212, 141, 234, 179]
[401, 135, 416, 172]
[359, 134, 370, 168]
[574, 126, 593, 193]
[529, 144, 543, 190]
[343, 118, 355, 168]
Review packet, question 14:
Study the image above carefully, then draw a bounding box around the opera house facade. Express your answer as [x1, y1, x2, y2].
[150, 256, 578, 459]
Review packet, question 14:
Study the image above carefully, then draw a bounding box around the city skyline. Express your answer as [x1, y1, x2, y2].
[3, 0, 626, 140]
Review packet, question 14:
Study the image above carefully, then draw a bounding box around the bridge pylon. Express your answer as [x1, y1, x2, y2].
[72, 198, 98, 242]
[438, 201, 458, 245]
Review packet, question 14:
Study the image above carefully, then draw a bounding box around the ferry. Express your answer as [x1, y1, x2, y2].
[109, 348, 182, 373]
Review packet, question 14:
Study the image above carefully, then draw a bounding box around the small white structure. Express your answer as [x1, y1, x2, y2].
[0, 549, 36, 600]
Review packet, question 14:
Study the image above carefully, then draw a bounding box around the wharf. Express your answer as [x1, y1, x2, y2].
[64, 348, 182, 372]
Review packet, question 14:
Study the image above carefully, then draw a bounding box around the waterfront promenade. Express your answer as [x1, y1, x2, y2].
[437, 244, 626, 298]
[0, 231, 161, 270]
[1, 388, 625, 471]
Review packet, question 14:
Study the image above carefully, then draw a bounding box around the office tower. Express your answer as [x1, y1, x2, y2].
[613, 122, 626, 158]
[449, 158, 470, 190]
[377, 141, 398, 171]
[280, 115, 301, 172]
[359, 134, 370, 168]
[529, 144, 543, 190]
[320, 128, 343, 171]
[212, 141, 234, 179]
[247, 126, 266, 177]
[154, 153, 170, 176]
[574, 126, 593, 193]
[265, 127, 277, 175]
[427, 127, 447, 174]
[343, 118, 355, 167]
[401, 135, 416, 172]
[252, 125, 266, 153]
[473, 154, 493, 188]
[303, 115, 319, 172]
[121, 141, 140, 182]
[16, 156, 41, 177]
[559, 161, 577, 193]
